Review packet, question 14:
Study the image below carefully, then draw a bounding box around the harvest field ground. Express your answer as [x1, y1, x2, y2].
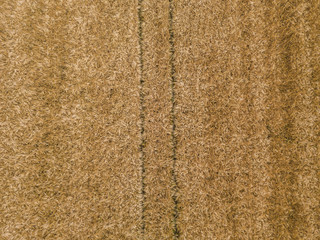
[0, 0, 319, 239]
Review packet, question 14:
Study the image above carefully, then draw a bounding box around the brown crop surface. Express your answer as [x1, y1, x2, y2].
[0, 0, 319, 239]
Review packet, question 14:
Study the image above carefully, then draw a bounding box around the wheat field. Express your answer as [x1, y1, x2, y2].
[0, 0, 319, 239]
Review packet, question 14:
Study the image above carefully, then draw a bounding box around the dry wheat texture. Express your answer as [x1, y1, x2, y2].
[0, 0, 319, 239]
